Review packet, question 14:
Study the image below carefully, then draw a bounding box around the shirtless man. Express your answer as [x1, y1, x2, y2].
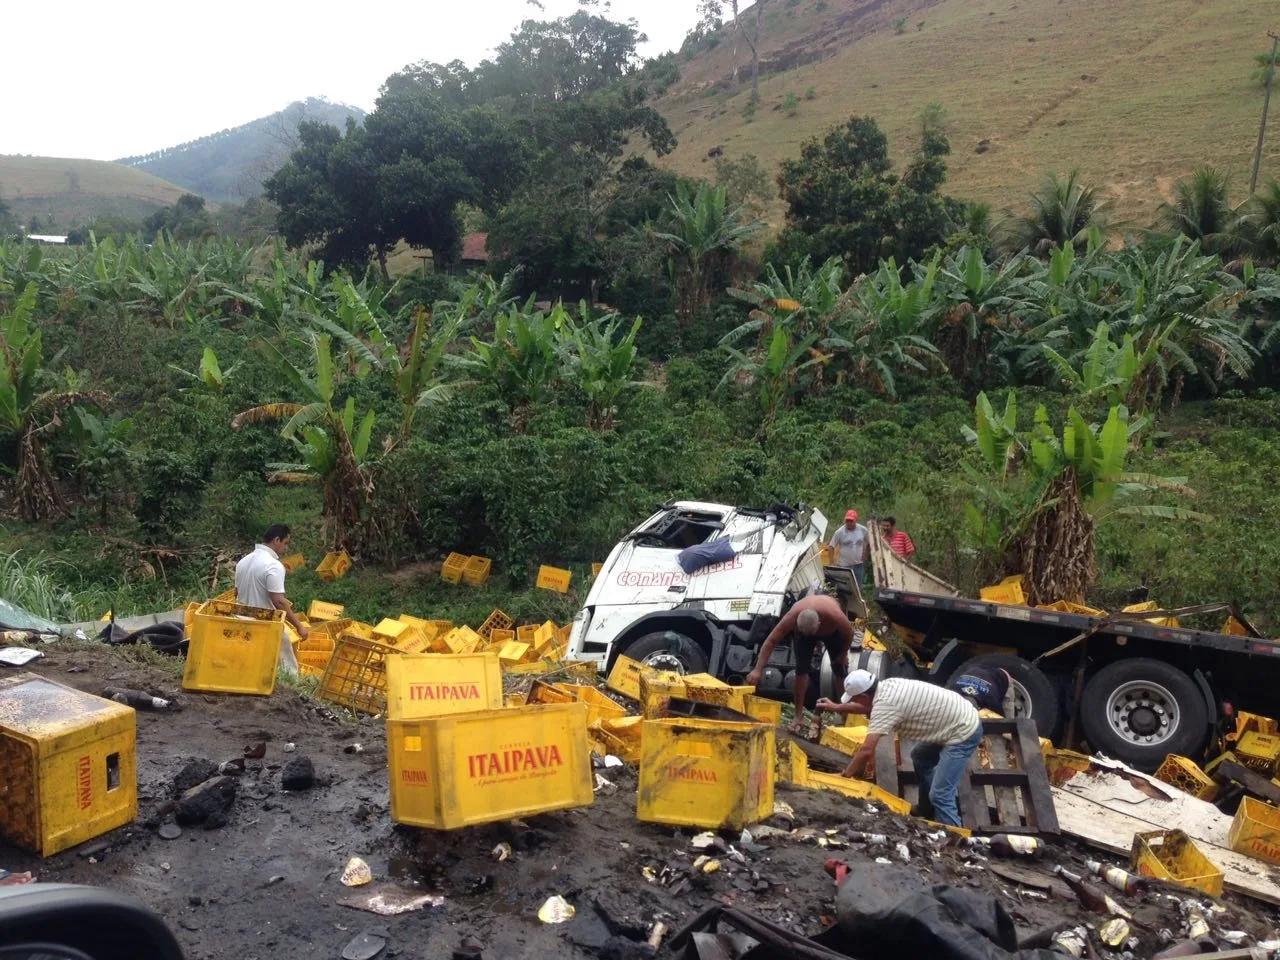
[745, 593, 853, 732]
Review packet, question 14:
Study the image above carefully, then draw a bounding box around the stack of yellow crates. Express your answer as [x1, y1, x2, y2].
[385, 652, 594, 830]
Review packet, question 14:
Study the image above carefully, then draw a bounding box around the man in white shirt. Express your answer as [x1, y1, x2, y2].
[828, 510, 869, 583]
[234, 524, 306, 675]
[816, 670, 983, 827]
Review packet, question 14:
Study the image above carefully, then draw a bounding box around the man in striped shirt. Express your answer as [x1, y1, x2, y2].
[880, 516, 916, 560]
[816, 670, 982, 827]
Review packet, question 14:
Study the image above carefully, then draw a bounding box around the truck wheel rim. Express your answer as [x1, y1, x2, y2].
[641, 652, 685, 673]
[1105, 679, 1179, 745]
[1009, 679, 1033, 719]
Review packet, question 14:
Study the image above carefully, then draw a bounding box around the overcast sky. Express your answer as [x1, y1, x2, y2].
[5, 0, 700, 161]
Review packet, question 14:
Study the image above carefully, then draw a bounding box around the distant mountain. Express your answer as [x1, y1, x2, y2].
[117, 98, 366, 202]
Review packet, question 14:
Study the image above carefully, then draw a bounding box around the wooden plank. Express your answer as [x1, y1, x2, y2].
[875, 736, 900, 798]
[1014, 718, 1059, 834]
[780, 731, 852, 773]
[989, 732, 1021, 829]
[1052, 764, 1280, 905]
[1217, 760, 1280, 807]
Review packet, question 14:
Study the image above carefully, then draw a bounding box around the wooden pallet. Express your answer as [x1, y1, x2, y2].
[875, 717, 1059, 835]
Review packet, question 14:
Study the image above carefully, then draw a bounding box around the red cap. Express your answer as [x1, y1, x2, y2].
[845, 510, 858, 522]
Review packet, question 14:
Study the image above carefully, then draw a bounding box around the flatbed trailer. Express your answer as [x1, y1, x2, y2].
[866, 525, 1280, 772]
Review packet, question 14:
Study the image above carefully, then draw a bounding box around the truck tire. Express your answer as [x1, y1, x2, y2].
[1079, 658, 1208, 772]
[947, 654, 1061, 740]
[621, 631, 710, 674]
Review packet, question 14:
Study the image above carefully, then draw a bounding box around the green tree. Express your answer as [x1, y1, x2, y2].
[773, 116, 958, 274]
[560, 306, 645, 431]
[1014, 170, 1109, 255]
[1158, 167, 1240, 254]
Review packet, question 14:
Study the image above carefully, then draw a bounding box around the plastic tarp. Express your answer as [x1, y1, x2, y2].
[0, 598, 61, 634]
[677, 536, 737, 574]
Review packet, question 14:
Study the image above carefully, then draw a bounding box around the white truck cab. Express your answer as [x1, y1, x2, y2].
[567, 500, 857, 698]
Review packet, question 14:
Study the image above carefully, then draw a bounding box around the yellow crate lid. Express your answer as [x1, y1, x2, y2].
[0, 673, 135, 758]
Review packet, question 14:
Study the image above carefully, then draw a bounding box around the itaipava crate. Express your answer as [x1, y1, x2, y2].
[1154, 754, 1218, 801]
[979, 575, 1026, 606]
[463, 555, 491, 587]
[1228, 796, 1280, 865]
[477, 609, 513, 640]
[0, 673, 137, 856]
[536, 565, 573, 593]
[316, 634, 398, 715]
[637, 717, 775, 830]
[588, 716, 643, 763]
[606, 656, 644, 701]
[384, 652, 503, 720]
[184, 600, 285, 696]
[806, 770, 912, 815]
[638, 670, 686, 718]
[307, 600, 345, 622]
[1131, 829, 1224, 896]
[441, 552, 468, 584]
[1236, 731, 1280, 776]
[280, 552, 306, 572]
[388, 702, 593, 829]
[316, 550, 352, 581]
[743, 695, 782, 725]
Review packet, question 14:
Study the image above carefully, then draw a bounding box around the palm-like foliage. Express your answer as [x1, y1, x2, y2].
[726, 256, 845, 340]
[720, 325, 823, 427]
[0, 283, 104, 520]
[654, 181, 761, 321]
[1041, 321, 1166, 411]
[560, 305, 645, 431]
[1158, 167, 1241, 254]
[232, 333, 374, 550]
[1014, 171, 1110, 256]
[461, 301, 563, 418]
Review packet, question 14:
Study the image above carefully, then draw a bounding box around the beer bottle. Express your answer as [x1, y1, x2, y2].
[1050, 927, 1088, 957]
[1085, 859, 1149, 896]
[988, 834, 1043, 858]
[1051, 866, 1133, 919]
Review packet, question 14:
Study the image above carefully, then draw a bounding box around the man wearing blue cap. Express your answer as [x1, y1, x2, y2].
[816, 669, 983, 827]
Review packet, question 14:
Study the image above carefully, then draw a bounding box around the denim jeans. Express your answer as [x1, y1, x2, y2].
[910, 724, 983, 827]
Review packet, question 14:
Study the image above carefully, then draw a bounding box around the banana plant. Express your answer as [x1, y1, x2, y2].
[461, 302, 563, 417]
[0, 283, 105, 521]
[385, 304, 464, 443]
[169, 346, 240, 390]
[559, 305, 645, 431]
[1040, 320, 1167, 412]
[231, 333, 374, 550]
[725, 255, 846, 341]
[720, 325, 823, 428]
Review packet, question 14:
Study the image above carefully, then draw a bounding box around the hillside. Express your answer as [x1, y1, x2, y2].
[117, 98, 366, 202]
[0, 156, 188, 229]
[657, 0, 1280, 226]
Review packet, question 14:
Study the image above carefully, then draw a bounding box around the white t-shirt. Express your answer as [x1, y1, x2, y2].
[235, 544, 286, 609]
[829, 523, 868, 566]
[867, 678, 981, 745]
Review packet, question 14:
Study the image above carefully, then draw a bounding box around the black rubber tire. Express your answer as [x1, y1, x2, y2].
[621, 630, 710, 674]
[1079, 658, 1209, 772]
[947, 653, 1062, 740]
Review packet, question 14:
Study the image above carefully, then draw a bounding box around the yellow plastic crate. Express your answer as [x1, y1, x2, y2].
[639, 670, 687, 718]
[1154, 755, 1218, 801]
[533, 621, 558, 654]
[316, 634, 398, 716]
[821, 725, 869, 753]
[557, 660, 600, 682]
[316, 550, 352, 581]
[777, 739, 810, 786]
[980, 575, 1026, 606]
[477, 609, 513, 640]
[388, 702, 593, 830]
[1131, 829, 1224, 896]
[441, 552, 468, 584]
[1232, 711, 1279, 741]
[308, 600, 345, 622]
[806, 771, 912, 815]
[819, 544, 836, 565]
[637, 717, 775, 830]
[212, 587, 237, 603]
[560, 684, 627, 726]
[384, 652, 503, 721]
[516, 624, 538, 646]
[1228, 796, 1280, 865]
[184, 600, 285, 696]
[606, 655, 644, 701]
[591, 562, 603, 578]
[743, 695, 783, 726]
[489, 628, 515, 648]
[463, 555, 491, 587]
[1237, 732, 1280, 776]
[845, 711, 870, 728]
[529, 680, 575, 705]
[505, 661, 551, 675]
[588, 716, 643, 763]
[372, 618, 410, 645]
[683, 675, 753, 714]
[297, 633, 336, 672]
[536, 565, 573, 593]
[0, 673, 137, 857]
[280, 552, 306, 573]
[441, 626, 482, 655]
[497, 641, 531, 666]
[182, 602, 199, 637]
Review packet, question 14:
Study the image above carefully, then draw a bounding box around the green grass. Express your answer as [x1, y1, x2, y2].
[0, 156, 188, 228]
[659, 0, 1280, 228]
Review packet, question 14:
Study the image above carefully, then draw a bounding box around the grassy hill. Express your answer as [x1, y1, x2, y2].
[657, 0, 1280, 227]
[117, 98, 366, 203]
[0, 156, 188, 230]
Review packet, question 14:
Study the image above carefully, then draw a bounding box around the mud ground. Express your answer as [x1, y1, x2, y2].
[4, 644, 1279, 959]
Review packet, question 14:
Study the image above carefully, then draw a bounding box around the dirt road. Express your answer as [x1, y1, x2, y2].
[3, 644, 1277, 959]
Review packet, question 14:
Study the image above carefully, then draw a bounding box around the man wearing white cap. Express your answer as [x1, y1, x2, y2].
[816, 670, 983, 827]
